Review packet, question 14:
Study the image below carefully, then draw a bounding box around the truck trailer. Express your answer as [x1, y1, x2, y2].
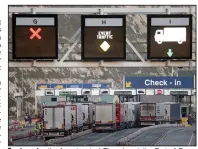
[94, 103, 116, 132]
[70, 103, 84, 132]
[140, 103, 156, 126]
[164, 102, 181, 123]
[115, 103, 127, 130]
[42, 105, 72, 140]
[82, 103, 95, 129]
[124, 102, 141, 127]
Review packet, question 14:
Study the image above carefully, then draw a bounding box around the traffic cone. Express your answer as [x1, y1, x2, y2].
[21, 126, 24, 131]
[9, 137, 13, 145]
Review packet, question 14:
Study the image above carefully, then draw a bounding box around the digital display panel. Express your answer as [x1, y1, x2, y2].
[147, 15, 192, 59]
[81, 15, 126, 60]
[12, 14, 58, 59]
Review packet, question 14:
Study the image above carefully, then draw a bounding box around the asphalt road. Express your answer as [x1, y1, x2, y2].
[128, 126, 196, 146]
[157, 126, 196, 146]
[60, 128, 141, 146]
[12, 136, 45, 146]
[129, 127, 173, 146]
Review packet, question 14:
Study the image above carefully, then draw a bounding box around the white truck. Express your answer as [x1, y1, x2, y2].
[140, 103, 156, 126]
[82, 103, 95, 129]
[94, 103, 116, 132]
[164, 102, 181, 123]
[70, 103, 83, 132]
[124, 102, 141, 127]
[154, 27, 186, 44]
[156, 103, 165, 124]
[43, 105, 72, 140]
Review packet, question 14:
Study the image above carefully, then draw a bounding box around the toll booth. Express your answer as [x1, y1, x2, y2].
[171, 91, 193, 116]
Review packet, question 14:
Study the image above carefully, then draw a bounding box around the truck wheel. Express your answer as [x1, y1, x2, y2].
[157, 40, 162, 44]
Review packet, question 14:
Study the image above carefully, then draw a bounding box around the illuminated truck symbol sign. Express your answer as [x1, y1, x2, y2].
[154, 27, 186, 44]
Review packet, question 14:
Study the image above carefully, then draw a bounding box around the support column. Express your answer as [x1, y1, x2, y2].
[189, 96, 192, 114]
[15, 95, 23, 121]
[35, 96, 38, 115]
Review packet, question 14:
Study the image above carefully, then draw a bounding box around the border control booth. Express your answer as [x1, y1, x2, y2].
[123, 76, 195, 117]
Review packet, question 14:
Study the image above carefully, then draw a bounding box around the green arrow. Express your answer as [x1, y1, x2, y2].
[167, 49, 173, 57]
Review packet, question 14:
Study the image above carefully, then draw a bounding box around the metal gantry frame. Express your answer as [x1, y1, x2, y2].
[9, 7, 196, 68]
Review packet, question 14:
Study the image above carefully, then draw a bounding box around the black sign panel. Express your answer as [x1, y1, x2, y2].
[114, 91, 132, 95]
[81, 15, 126, 60]
[170, 91, 188, 95]
[147, 15, 192, 59]
[12, 14, 58, 59]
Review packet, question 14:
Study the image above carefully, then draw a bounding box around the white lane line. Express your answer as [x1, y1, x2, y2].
[188, 133, 194, 146]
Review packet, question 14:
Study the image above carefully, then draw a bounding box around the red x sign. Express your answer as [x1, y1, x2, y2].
[29, 28, 42, 40]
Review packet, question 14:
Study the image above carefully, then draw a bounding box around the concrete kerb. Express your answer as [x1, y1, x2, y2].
[45, 129, 92, 145]
[117, 124, 179, 145]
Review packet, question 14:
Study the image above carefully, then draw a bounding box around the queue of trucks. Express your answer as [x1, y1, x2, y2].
[42, 101, 181, 140]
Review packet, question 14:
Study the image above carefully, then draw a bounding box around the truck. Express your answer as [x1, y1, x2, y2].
[115, 103, 127, 130]
[42, 105, 72, 140]
[164, 102, 181, 123]
[154, 27, 186, 44]
[124, 102, 141, 127]
[82, 103, 95, 129]
[94, 103, 116, 132]
[156, 103, 165, 124]
[70, 103, 83, 132]
[140, 103, 156, 126]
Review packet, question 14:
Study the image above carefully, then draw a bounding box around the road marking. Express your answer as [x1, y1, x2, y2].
[84, 133, 115, 145]
[188, 133, 194, 146]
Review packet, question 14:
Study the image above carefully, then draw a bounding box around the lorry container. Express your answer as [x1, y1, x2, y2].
[82, 103, 95, 129]
[164, 102, 180, 122]
[124, 102, 141, 127]
[94, 103, 116, 132]
[42, 105, 72, 140]
[70, 103, 83, 132]
[115, 103, 126, 129]
[156, 103, 165, 124]
[140, 103, 156, 126]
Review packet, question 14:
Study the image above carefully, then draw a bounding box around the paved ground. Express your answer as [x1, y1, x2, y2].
[12, 135, 45, 146]
[129, 126, 196, 146]
[60, 128, 140, 146]
[157, 126, 196, 146]
[129, 127, 172, 146]
[11, 125, 196, 146]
